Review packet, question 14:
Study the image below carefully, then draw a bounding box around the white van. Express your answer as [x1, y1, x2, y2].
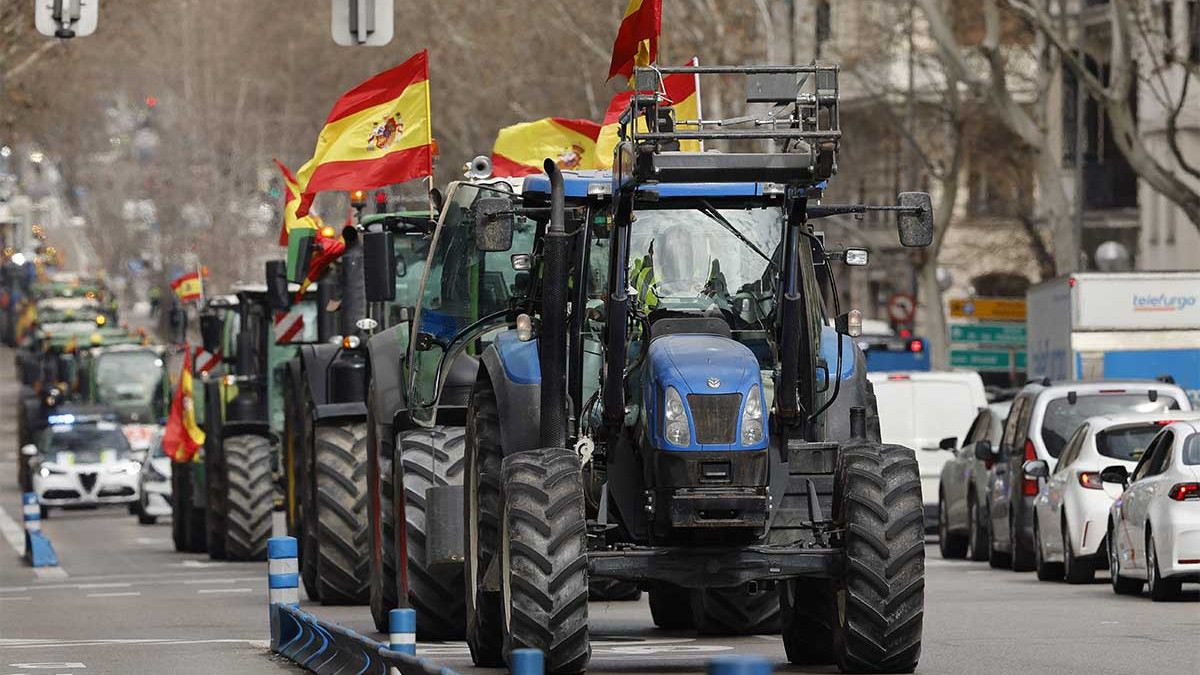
[868, 371, 990, 528]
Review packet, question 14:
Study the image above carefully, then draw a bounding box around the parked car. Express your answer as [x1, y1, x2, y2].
[984, 379, 1191, 571]
[24, 413, 142, 516]
[1026, 411, 1200, 583]
[135, 429, 170, 525]
[870, 370, 989, 529]
[938, 400, 1012, 560]
[1103, 420, 1200, 600]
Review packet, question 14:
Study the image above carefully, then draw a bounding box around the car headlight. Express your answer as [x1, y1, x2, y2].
[663, 386, 691, 447]
[741, 384, 764, 445]
[39, 466, 64, 477]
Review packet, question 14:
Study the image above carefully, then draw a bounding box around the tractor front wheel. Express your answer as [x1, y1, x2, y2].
[314, 421, 370, 605]
[465, 375, 505, 667]
[223, 434, 275, 561]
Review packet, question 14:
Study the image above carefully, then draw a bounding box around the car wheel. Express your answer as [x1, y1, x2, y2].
[1147, 529, 1181, 602]
[1062, 519, 1095, 584]
[1010, 513, 1035, 572]
[1108, 523, 1143, 596]
[966, 495, 989, 562]
[1034, 516, 1063, 581]
[988, 510, 1010, 569]
[938, 492, 967, 559]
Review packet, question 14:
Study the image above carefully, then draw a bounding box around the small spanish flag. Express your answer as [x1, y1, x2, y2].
[491, 118, 602, 177]
[171, 271, 203, 303]
[295, 50, 433, 218]
[295, 225, 346, 301]
[608, 0, 662, 82]
[274, 159, 321, 281]
[162, 344, 205, 463]
[596, 58, 702, 168]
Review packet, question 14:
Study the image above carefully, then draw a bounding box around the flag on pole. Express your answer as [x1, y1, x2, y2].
[596, 58, 702, 168]
[274, 159, 319, 247]
[491, 118, 603, 177]
[171, 271, 203, 303]
[295, 226, 346, 301]
[162, 345, 205, 462]
[608, 0, 662, 82]
[294, 50, 434, 217]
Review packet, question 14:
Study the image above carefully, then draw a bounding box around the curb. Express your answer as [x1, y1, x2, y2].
[22, 492, 58, 567]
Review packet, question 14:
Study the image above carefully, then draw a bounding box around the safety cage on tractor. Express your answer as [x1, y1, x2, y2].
[425, 63, 936, 675]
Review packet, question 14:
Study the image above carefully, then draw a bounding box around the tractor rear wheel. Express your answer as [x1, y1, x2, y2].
[223, 434, 274, 561]
[399, 426, 467, 640]
[465, 375, 505, 666]
[314, 421, 370, 605]
[692, 585, 781, 635]
[500, 449, 590, 674]
[831, 442, 924, 673]
[648, 583, 693, 629]
[171, 462, 191, 552]
[367, 392, 398, 633]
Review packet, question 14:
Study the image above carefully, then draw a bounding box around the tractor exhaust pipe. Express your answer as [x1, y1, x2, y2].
[338, 228, 366, 337]
[539, 159, 569, 449]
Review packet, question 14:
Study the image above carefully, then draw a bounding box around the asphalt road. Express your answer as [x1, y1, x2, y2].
[2, 346, 1197, 675]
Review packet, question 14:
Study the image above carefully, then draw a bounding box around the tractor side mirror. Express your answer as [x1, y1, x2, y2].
[473, 197, 515, 252]
[199, 313, 223, 354]
[939, 436, 958, 451]
[266, 260, 290, 311]
[1100, 464, 1130, 486]
[896, 192, 933, 247]
[973, 440, 995, 461]
[290, 235, 316, 285]
[362, 230, 396, 302]
[1023, 459, 1050, 479]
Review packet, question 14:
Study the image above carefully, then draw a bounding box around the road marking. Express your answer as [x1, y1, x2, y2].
[133, 537, 168, 545]
[196, 588, 252, 594]
[85, 592, 141, 598]
[32, 567, 68, 581]
[76, 583, 130, 589]
[0, 505, 26, 556]
[0, 588, 29, 594]
[0, 638, 261, 650]
[0, 596, 32, 601]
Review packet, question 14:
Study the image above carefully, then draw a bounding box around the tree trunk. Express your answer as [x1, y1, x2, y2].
[1036, 148, 1074, 273]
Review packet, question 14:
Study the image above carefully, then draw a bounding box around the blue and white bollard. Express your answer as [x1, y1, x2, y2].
[267, 536, 300, 608]
[707, 655, 772, 675]
[510, 648, 544, 675]
[22, 492, 57, 567]
[388, 608, 416, 656]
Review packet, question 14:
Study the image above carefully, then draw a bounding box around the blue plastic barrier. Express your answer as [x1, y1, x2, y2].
[22, 492, 57, 568]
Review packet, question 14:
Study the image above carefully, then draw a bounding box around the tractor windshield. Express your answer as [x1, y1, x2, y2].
[94, 351, 163, 421]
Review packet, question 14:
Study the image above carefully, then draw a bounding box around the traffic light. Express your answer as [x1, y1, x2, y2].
[145, 96, 158, 108]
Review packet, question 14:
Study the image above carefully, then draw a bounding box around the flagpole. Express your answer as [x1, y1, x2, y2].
[691, 56, 704, 152]
[195, 261, 204, 307]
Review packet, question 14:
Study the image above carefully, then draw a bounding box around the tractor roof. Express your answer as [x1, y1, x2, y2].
[521, 170, 823, 199]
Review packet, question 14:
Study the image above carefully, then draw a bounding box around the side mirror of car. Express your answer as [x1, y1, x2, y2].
[939, 436, 958, 451]
[973, 440, 995, 462]
[1100, 464, 1130, 486]
[21, 444, 37, 457]
[1022, 459, 1050, 479]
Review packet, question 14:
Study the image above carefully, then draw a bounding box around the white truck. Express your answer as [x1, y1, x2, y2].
[1026, 272, 1200, 406]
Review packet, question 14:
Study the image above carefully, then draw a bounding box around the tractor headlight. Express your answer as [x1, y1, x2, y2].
[741, 384, 764, 445]
[663, 386, 691, 447]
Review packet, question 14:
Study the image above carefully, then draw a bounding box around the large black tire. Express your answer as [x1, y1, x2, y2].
[1147, 528, 1181, 602]
[831, 442, 924, 673]
[171, 462, 190, 552]
[692, 585, 781, 635]
[223, 434, 275, 561]
[187, 475, 207, 553]
[367, 391, 398, 633]
[781, 579, 835, 665]
[1107, 521, 1143, 596]
[203, 386, 227, 560]
[648, 584, 693, 629]
[588, 578, 642, 602]
[314, 421, 370, 605]
[500, 449, 590, 675]
[965, 493, 989, 562]
[398, 426, 467, 640]
[1061, 519, 1095, 584]
[466, 375, 505, 667]
[298, 391, 319, 601]
[1033, 516, 1063, 582]
[937, 491, 967, 559]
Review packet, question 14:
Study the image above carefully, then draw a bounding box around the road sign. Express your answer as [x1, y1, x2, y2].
[887, 293, 916, 323]
[949, 348, 1027, 371]
[331, 0, 394, 46]
[35, 0, 99, 38]
[949, 297, 1026, 321]
[949, 323, 1027, 346]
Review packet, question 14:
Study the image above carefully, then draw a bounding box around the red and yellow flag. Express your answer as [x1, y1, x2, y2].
[274, 159, 319, 247]
[295, 50, 433, 218]
[162, 345, 205, 463]
[608, 0, 662, 82]
[171, 271, 203, 303]
[596, 58, 702, 168]
[295, 226, 346, 301]
[491, 118, 603, 177]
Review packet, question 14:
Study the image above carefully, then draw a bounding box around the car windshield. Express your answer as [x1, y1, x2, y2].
[1183, 433, 1200, 466]
[43, 424, 133, 464]
[95, 351, 162, 403]
[1041, 394, 1180, 458]
[1095, 424, 1162, 462]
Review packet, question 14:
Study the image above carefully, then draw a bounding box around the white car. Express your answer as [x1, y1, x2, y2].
[1104, 420, 1200, 600]
[25, 417, 142, 515]
[1026, 411, 1200, 583]
[136, 430, 171, 525]
[869, 370, 989, 527]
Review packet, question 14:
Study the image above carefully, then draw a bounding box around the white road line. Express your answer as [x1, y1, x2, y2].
[86, 591, 141, 598]
[183, 578, 239, 585]
[0, 596, 32, 600]
[0, 638, 262, 650]
[196, 588, 253, 594]
[0, 587, 30, 593]
[33, 566, 68, 581]
[76, 582, 131, 589]
[0, 504, 26, 556]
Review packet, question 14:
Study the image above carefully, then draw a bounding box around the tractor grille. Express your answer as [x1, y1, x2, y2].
[78, 472, 98, 493]
[686, 393, 742, 445]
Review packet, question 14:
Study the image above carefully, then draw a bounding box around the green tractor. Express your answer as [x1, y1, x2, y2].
[75, 343, 170, 426]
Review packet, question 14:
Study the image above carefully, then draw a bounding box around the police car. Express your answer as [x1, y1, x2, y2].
[22, 411, 142, 516]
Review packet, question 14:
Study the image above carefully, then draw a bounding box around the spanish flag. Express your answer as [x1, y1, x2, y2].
[171, 271, 203, 303]
[162, 345, 205, 463]
[491, 118, 602, 177]
[596, 58, 702, 168]
[295, 50, 433, 218]
[295, 226, 346, 301]
[608, 0, 662, 82]
[274, 159, 321, 280]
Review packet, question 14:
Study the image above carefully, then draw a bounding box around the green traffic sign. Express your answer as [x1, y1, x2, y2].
[949, 323, 1027, 346]
[949, 349, 1028, 371]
